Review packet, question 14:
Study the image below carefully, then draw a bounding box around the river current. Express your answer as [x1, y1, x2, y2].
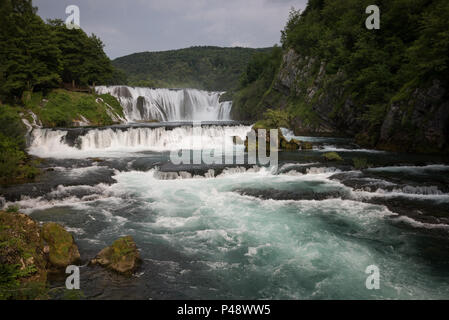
[1, 121, 448, 299]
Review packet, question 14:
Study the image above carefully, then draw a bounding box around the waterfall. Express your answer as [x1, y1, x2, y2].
[95, 86, 233, 122]
[28, 125, 251, 158]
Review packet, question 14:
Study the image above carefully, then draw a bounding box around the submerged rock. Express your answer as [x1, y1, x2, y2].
[41, 223, 81, 269]
[280, 137, 301, 150]
[322, 152, 343, 162]
[91, 236, 141, 275]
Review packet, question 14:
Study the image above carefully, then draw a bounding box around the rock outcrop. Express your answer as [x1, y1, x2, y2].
[41, 223, 81, 269]
[244, 122, 313, 152]
[91, 236, 141, 275]
[249, 48, 448, 154]
[378, 80, 449, 153]
[0, 211, 80, 299]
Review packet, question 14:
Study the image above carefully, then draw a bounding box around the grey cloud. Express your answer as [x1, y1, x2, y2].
[34, 0, 307, 59]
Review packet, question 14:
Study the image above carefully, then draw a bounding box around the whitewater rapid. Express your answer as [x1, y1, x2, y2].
[27, 125, 252, 158]
[5, 163, 449, 299]
[95, 86, 232, 122]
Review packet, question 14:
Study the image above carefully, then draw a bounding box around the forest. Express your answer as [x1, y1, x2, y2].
[0, 0, 118, 104]
[112, 46, 270, 91]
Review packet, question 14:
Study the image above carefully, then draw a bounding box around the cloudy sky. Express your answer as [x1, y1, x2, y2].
[34, 0, 307, 59]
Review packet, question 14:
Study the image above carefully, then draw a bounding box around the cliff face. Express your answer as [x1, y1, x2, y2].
[264, 48, 448, 153]
[378, 80, 449, 153]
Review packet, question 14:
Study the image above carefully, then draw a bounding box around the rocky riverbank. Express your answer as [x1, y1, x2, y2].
[0, 210, 141, 300]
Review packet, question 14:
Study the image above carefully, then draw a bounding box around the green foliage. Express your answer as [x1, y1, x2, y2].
[287, 98, 322, 129]
[0, 263, 47, 300]
[113, 46, 271, 91]
[0, 210, 48, 300]
[352, 157, 372, 169]
[47, 20, 114, 87]
[62, 289, 85, 300]
[0, 1, 114, 103]
[24, 89, 123, 127]
[0, 264, 21, 300]
[0, 105, 39, 185]
[259, 109, 291, 129]
[231, 47, 283, 120]
[280, 0, 449, 109]
[5, 206, 19, 213]
[0, 0, 62, 103]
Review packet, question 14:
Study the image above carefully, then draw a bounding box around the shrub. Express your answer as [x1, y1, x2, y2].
[352, 157, 372, 170]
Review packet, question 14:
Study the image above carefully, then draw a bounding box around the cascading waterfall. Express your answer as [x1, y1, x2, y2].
[28, 125, 251, 158]
[95, 86, 233, 122]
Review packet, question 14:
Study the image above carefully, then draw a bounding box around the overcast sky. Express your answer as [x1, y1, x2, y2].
[34, 0, 307, 59]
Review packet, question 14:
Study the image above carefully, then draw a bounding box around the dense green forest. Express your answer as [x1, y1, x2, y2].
[233, 0, 449, 153]
[0, 0, 117, 104]
[112, 47, 270, 91]
[0, 0, 122, 185]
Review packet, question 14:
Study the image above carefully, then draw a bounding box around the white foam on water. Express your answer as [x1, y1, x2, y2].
[392, 216, 449, 231]
[7, 160, 449, 298]
[6, 183, 114, 214]
[367, 165, 449, 172]
[28, 125, 252, 159]
[354, 188, 449, 202]
[319, 145, 386, 153]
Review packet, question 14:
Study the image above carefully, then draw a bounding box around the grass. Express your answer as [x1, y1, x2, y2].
[23, 89, 124, 127]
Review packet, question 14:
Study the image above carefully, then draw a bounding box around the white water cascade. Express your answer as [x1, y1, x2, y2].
[95, 86, 233, 122]
[28, 125, 251, 158]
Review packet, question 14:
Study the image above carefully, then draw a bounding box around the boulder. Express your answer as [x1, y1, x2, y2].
[301, 141, 314, 150]
[322, 152, 343, 162]
[41, 223, 81, 269]
[280, 137, 301, 150]
[91, 236, 141, 275]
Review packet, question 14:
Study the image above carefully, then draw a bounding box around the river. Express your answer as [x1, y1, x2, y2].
[1, 87, 448, 299]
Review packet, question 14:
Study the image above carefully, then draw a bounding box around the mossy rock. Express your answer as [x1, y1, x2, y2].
[301, 141, 314, 150]
[41, 223, 80, 269]
[280, 137, 301, 150]
[322, 152, 343, 162]
[91, 236, 141, 275]
[0, 211, 48, 299]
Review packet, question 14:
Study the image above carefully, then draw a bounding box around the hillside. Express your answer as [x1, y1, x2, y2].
[112, 46, 270, 91]
[232, 0, 449, 154]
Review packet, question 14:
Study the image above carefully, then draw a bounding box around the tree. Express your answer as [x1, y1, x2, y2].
[0, 0, 61, 102]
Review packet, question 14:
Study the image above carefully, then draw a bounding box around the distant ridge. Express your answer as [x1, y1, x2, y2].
[112, 46, 271, 91]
